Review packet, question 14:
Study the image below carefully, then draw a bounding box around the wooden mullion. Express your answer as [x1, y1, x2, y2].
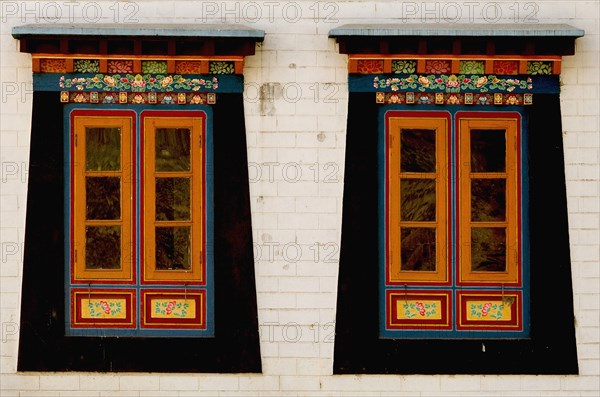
[65, 58, 74, 73]
[31, 58, 41, 73]
[400, 173, 438, 179]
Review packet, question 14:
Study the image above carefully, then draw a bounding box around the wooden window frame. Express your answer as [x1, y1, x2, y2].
[142, 115, 205, 283]
[71, 113, 134, 282]
[382, 109, 525, 337]
[458, 117, 520, 285]
[387, 115, 449, 284]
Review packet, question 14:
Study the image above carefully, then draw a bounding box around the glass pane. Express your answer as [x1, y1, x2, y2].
[155, 128, 191, 172]
[400, 129, 436, 173]
[400, 227, 436, 271]
[85, 226, 121, 269]
[86, 177, 120, 220]
[86, 127, 121, 171]
[471, 179, 506, 222]
[470, 129, 506, 172]
[155, 227, 191, 270]
[156, 178, 191, 221]
[401, 179, 436, 221]
[471, 227, 506, 272]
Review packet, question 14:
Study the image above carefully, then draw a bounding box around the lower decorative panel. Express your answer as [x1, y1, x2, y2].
[141, 290, 206, 329]
[386, 290, 452, 330]
[457, 291, 522, 331]
[71, 289, 136, 328]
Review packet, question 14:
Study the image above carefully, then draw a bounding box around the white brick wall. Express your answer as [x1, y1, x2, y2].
[1, 0, 598, 395]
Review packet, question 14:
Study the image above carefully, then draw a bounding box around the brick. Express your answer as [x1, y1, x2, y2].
[261, 358, 297, 375]
[579, 293, 600, 309]
[196, 375, 239, 391]
[278, 213, 319, 230]
[39, 376, 80, 391]
[402, 376, 442, 392]
[0, 374, 40, 391]
[119, 376, 159, 391]
[295, 292, 336, 309]
[278, 341, 320, 358]
[562, 375, 600, 390]
[0, 356, 17, 373]
[279, 276, 320, 292]
[296, 358, 332, 375]
[578, 357, 600, 376]
[321, 375, 406, 391]
[252, 196, 297, 213]
[280, 375, 321, 391]
[277, 180, 319, 197]
[79, 376, 119, 391]
[440, 376, 482, 392]
[257, 292, 296, 308]
[158, 376, 199, 391]
[238, 375, 279, 390]
[520, 375, 561, 390]
[295, 197, 337, 213]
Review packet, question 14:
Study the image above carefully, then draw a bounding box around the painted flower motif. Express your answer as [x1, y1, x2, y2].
[389, 94, 400, 104]
[418, 94, 431, 104]
[76, 85, 84, 91]
[103, 76, 116, 87]
[161, 76, 173, 87]
[103, 95, 115, 104]
[462, 77, 471, 84]
[132, 94, 145, 103]
[475, 76, 488, 88]
[165, 300, 177, 315]
[74, 93, 86, 102]
[131, 74, 146, 88]
[426, 59, 451, 73]
[191, 94, 204, 104]
[506, 95, 519, 105]
[447, 94, 460, 104]
[416, 302, 426, 316]
[99, 300, 111, 314]
[481, 302, 492, 317]
[446, 74, 460, 88]
[418, 76, 430, 87]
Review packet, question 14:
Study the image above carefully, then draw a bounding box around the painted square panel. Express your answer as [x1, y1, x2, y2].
[386, 290, 452, 330]
[71, 289, 136, 328]
[141, 290, 206, 329]
[457, 291, 522, 331]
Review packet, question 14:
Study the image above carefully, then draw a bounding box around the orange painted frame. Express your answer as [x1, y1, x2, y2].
[72, 115, 134, 281]
[143, 116, 204, 283]
[387, 116, 449, 284]
[458, 117, 520, 284]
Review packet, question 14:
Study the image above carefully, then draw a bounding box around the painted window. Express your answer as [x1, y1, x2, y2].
[381, 110, 528, 338]
[67, 108, 213, 337]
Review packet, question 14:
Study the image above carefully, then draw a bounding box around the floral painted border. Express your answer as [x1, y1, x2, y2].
[59, 73, 219, 92]
[376, 92, 532, 106]
[61, 91, 217, 105]
[373, 74, 532, 93]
